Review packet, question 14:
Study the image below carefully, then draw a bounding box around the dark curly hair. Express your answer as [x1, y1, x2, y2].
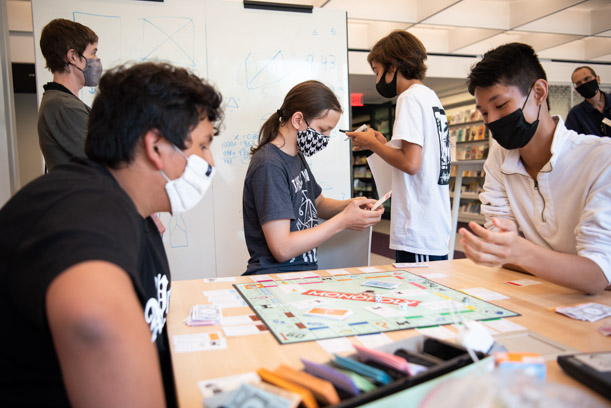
[40, 19, 98, 73]
[86, 62, 223, 168]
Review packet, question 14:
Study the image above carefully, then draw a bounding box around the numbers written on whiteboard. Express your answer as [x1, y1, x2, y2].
[306, 54, 336, 71]
[221, 133, 258, 166]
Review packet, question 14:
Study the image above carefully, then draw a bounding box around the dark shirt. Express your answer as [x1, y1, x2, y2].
[242, 144, 322, 275]
[0, 159, 176, 407]
[38, 82, 91, 170]
[565, 90, 611, 137]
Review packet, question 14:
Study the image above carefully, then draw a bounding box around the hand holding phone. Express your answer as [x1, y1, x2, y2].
[340, 124, 368, 141]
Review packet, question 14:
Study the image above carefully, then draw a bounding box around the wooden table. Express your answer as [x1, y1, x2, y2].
[167, 259, 611, 407]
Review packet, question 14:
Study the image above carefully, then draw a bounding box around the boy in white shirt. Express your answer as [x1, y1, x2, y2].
[460, 42, 610, 294]
[348, 30, 451, 263]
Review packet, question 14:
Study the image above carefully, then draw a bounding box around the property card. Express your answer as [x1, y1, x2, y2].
[327, 269, 350, 276]
[290, 298, 331, 310]
[481, 319, 527, 333]
[203, 277, 236, 283]
[316, 337, 355, 354]
[416, 326, 457, 340]
[361, 280, 400, 289]
[249, 274, 274, 282]
[222, 323, 268, 337]
[172, 332, 227, 353]
[505, 279, 541, 287]
[356, 333, 393, 348]
[203, 289, 248, 308]
[281, 271, 320, 280]
[461, 287, 509, 301]
[363, 304, 404, 318]
[358, 266, 382, 273]
[221, 314, 260, 326]
[393, 262, 429, 269]
[277, 283, 306, 294]
[304, 307, 354, 320]
[417, 272, 448, 279]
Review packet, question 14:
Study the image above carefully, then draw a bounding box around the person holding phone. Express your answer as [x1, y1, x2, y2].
[242, 80, 383, 275]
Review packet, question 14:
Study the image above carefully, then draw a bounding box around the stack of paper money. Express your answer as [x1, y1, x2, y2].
[185, 304, 222, 326]
[555, 303, 611, 322]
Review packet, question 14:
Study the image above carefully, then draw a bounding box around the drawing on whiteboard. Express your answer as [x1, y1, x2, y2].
[244, 50, 288, 90]
[221, 133, 258, 166]
[226, 97, 239, 110]
[142, 17, 195, 69]
[169, 215, 189, 248]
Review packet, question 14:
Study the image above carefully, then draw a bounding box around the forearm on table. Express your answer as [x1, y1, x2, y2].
[515, 239, 608, 294]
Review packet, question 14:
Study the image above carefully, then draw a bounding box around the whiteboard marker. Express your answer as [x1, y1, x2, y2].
[340, 124, 368, 141]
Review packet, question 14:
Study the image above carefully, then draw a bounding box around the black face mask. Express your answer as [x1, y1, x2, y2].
[575, 78, 599, 99]
[376, 69, 398, 98]
[486, 87, 541, 150]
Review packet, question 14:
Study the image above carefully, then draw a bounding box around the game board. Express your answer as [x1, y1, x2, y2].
[233, 270, 519, 345]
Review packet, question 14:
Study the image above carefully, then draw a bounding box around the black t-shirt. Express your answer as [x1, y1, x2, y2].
[0, 159, 176, 407]
[243, 144, 322, 275]
[565, 91, 611, 137]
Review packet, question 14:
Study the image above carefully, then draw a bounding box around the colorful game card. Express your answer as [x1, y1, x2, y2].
[304, 307, 353, 321]
[361, 280, 400, 289]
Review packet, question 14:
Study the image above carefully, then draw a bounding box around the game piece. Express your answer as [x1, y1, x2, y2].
[400, 303, 409, 311]
[375, 295, 382, 303]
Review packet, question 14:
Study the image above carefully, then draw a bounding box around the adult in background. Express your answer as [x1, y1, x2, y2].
[0, 62, 222, 407]
[460, 43, 610, 295]
[565, 66, 611, 137]
[38, 18, 102, 170]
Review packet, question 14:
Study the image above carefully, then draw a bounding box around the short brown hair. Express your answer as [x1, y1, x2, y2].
[40, 19, 98, 73]
[367, 30, 427, 80]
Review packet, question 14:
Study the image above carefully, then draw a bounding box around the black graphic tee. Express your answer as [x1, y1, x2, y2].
[243, 144, 322, 275]
[0, 159, 176, 407]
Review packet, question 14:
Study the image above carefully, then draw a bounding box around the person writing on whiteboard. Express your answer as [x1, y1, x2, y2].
[565, 66, 611, 137]
[38, 18, 102, 171]
[242, 80, 383, 275]
[459, 43, 610, 294]
[346, 30, 452, 264]
[0, 62, 223, 406]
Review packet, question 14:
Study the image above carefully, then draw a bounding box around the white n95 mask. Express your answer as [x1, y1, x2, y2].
[161, 147, 215, 215]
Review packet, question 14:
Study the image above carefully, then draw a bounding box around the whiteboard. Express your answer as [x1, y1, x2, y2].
[31, 0, 351, 279]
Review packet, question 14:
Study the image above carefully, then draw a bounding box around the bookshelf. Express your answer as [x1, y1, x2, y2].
[350, 103, 394, 205]
[445, 100, 491, 259]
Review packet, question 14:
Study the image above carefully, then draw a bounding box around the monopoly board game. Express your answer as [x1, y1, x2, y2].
[233, 270, 519, 345]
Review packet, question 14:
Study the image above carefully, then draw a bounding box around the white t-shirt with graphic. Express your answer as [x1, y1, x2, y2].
[388, 83, 451, 255]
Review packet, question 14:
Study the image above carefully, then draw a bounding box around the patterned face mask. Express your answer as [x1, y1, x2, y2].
[296, 121, 330, 157]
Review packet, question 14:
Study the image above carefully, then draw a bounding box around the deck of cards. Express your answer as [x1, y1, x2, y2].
[555, 302, 611, 322]
[185, 304, 222, 326]
[361, 280, 400, 290]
